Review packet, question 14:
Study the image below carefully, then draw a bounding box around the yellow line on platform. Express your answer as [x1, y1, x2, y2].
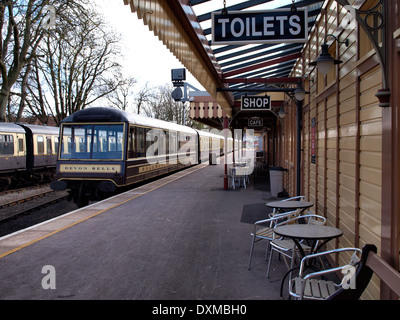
[0, 164, 207, 259]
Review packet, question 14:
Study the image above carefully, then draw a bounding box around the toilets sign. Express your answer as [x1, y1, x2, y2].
[212, 9, 308, 45]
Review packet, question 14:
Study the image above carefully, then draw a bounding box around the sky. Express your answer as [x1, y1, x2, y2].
[96, 0, 205, 91]
[95, 0, 295, 93]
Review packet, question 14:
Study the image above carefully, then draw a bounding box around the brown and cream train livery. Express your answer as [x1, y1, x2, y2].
[50, 107, 225, 207]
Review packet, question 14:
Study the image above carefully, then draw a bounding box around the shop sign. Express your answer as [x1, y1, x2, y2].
[241, 96, 271, 111]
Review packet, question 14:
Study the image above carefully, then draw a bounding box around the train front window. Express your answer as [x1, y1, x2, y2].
[60, 124, 124, 160]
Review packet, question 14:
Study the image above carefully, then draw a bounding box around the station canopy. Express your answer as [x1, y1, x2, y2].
[125, 0, 325, 128]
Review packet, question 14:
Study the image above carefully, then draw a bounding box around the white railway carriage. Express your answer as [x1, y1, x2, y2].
[51, 107, 225, 207]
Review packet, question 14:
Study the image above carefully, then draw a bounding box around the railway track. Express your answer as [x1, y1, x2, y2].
[0, 186, 73, 237]
[0, 189, 68, 221]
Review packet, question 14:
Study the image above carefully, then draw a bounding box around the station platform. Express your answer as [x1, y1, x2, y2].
[0, 158, 289, 300]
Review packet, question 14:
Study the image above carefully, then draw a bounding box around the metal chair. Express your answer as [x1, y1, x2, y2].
[268, 196, 306, 216]
[248, 210, 301, 270]
[288, 247, 363, 300]
[229, 164, 250, 189]
[266, 213, 326, 278]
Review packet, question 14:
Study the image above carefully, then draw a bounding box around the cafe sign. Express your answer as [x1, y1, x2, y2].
[248, 117, 263, 127]
[212, 9, 308, 45]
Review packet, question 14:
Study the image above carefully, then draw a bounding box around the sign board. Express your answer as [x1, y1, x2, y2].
[241, 96, 271, 111]
[248, 118, 263, 127]
[212, 9, 308, 45]
[171, 68, 186, 81]
[311, 117, 316, 164]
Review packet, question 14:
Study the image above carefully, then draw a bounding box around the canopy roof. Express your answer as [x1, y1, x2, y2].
[124, 0, 324, 124]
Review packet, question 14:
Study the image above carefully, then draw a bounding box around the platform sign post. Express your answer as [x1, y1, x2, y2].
[212, 9, 308, 45]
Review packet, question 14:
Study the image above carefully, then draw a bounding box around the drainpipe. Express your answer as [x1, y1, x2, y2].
[296, 99, 303, 196]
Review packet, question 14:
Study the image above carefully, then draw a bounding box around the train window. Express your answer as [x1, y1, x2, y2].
[67, 137, 72, 154]
[37, 136, 45, 154]
[146, 129, 167, 157]
[128, 126, 136, 159]
[136, 127, 146, 158]
[18, 138, 24, 153]
[169, 131, 177, 155]
[47, 137, 52, 154]
[145, 128, 153, 154]
[60, 124, 124, 160]
[54, 137, 59, 154]
[0, 134, 14, 155]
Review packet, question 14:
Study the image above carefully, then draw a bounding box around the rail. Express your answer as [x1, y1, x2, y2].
[366, 250, 400, 298]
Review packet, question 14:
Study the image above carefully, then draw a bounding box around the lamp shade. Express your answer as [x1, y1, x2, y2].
[294, 87, 306, 101]
[278, 105, 286, 118]
[309, 44, 342, 75]
[317, 60, 334, 75]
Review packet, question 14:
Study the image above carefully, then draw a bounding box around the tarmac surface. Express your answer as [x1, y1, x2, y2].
[0, 159, 289, 300]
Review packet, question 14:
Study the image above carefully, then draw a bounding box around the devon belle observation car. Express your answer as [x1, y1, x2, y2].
[50, 107, 226, 207]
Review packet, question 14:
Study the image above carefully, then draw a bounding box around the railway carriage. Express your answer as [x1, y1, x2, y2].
[0, 123, 59, 189]
[18, 124, 59, 169]
[0, 123, 27, 175]
[51, 107, 224, 207]
[198, 130, 225, 164]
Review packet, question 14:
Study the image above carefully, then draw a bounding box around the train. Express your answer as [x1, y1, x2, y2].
[50, 107, 233, 207]
[0, 122, 60, 189]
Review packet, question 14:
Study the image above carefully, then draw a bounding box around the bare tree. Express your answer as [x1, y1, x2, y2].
[25, 4, 126, 125]
[0, 0, 87, 122]
[106, 77, 136, 111]
[134, 83, 155, 115]
[142, 84, 195, 126]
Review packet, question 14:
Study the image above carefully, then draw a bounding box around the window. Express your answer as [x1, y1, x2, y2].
[60, 124, 124, 160]
[18, 138, 24, 153]
[0, 134, 14, 155]
[54, 137, 59, 154]
[128, 126, 136, 159]
[136, 127, 146, 158]
[37, 136, 44, 154]
[47, 137, 52, 154]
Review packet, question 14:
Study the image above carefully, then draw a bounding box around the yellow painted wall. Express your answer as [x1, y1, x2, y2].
[283, 0, 383, 299]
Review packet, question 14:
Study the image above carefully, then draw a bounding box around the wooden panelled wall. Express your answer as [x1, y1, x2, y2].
[281, 0, 385, 299]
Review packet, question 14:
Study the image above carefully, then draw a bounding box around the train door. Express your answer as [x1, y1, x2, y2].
[15, 132, 26, 169]
[46, 135, 57, 166]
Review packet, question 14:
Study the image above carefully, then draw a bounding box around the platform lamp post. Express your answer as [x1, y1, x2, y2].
[171, 68, 199, 125]
[285, 81, 308, 197]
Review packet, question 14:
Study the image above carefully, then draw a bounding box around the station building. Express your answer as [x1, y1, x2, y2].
[123, 0, 399, 299]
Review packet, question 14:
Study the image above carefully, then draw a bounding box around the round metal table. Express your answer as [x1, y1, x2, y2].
[266, 200, 314, 214]
[273, 224, 343, 258]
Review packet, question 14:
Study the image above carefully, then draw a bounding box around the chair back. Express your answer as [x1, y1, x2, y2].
[283, 213, 326, 226]
[281, 196, 306, 202]
[328, 244, 377, 300]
